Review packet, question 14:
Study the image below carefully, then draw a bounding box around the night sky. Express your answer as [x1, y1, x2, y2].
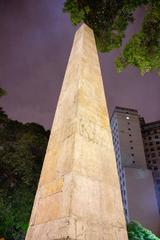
[0, 0, 160, 129]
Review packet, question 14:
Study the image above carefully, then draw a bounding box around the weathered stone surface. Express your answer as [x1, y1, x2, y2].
[25, 24, 128, 240]
[40, 178, 64, 198]
[34, 192, 62, 224]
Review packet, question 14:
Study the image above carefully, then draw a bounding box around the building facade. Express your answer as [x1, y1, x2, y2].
[111, 107, 160, 235]
[141, 120, 160, 213]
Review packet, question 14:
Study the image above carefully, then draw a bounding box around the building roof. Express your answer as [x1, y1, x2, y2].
[142, 120, 160, 131]
[111, 106, 139, 121]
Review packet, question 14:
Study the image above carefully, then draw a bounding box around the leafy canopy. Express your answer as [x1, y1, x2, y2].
[127, 221, 160, 240]
[0, 88, 6, 97]
[0, 108, 49, 240]
[64, 0, 160, 75]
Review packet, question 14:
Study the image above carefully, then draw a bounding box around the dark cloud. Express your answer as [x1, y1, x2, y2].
[0, 0, 160, 129]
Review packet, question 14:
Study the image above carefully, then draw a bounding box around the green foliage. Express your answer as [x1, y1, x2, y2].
[127, 221, 160, 240]
[63, 0, 150, 51]
[0, 88, 6, 97]
[64, 0, 90, 25]
[116, 2, 160, 75]
[64, 0, 160, 75]
[0, 109, 49, 240]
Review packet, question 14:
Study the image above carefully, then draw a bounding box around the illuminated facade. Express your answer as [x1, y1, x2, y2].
[111, 106, 160, 235]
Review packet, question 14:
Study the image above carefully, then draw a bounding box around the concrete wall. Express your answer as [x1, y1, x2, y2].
[116, 110, 147, 168]
[125, 167, 160, 235]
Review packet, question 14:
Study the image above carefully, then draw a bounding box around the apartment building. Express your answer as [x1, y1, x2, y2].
[111, 107, 160, 235]
[141, 120, 160, 213]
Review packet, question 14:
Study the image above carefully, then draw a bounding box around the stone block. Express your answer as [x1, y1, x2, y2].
[34, 192, 62, 225]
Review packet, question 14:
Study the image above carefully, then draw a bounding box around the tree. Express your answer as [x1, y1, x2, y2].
[127, 221, 159, 240]
[0, 88, 6, 97]
[116, 2, 160, 75]
[0, 110, 50, 240]
[63, 0, 160, 75]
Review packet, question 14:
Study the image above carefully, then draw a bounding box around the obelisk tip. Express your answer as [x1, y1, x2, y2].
[77, 22, 93, 33]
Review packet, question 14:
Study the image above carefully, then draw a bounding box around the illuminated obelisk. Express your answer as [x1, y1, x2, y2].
[25, 24, 128, 240]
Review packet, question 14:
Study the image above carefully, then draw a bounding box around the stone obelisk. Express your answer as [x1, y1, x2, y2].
[25, 24, 128, 240]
